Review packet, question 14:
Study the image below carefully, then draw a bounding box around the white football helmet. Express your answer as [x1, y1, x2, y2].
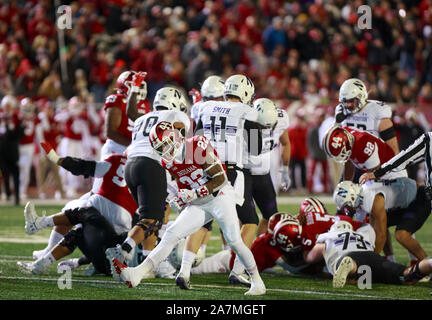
[153, 87, 187, 112]
[223, 74, 255, 105]
[201, 75, 225, 100]
[1, 95, 18, 110]
[339, 78, 368, 113]
[253, 98, 278, 127]
[333, 181, 362, 216]
[330, 220, 353, 233]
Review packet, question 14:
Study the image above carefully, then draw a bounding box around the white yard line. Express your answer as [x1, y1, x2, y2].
[0, 275, 408, 300]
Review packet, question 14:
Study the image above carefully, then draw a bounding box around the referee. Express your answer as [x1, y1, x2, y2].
[359, 132, 432, 197]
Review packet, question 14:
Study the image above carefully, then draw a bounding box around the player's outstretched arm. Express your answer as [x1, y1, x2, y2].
[126, 72, 147, 121]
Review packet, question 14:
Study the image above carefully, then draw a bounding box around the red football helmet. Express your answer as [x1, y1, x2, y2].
[149, 121, 183, 162]
[322, 126, 354, 163]
[116, 71, 134, 96]
[268, 212, 292, 235]
[273, 215, 302, 252]
[299, 197, 328, 216]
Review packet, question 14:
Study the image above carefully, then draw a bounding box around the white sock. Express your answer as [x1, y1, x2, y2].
[231, 256, 245, 275]
[179, 250, 196, 277]
[47, 230, 64, 251]
[200, 244, 207, 253]
[41, 216, 55, 229]
[38, 252, 56, 268]
[123, 237, 136, 253]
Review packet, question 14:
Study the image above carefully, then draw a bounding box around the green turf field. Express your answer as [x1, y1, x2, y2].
[1, 202, 432, 300]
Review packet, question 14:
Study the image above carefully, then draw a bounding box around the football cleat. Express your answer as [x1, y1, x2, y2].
[244, 277, 266, 296]
[155, 259, 177, 279]
[333, 256, 354, 288]
[228, 271, 251, 288]
[112, 258, 133, 287]
[32, 249, 46, 260]
[105, 245, 126, 281]
[17, 260, 46, 275]
[175, 272, 191, 290]
[24, 201, 44, 235]
[57, 258, 80, 272]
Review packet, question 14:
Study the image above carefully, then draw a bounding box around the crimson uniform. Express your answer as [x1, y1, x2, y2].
[86, 154, 137, 234]
[297, 211, 363, 252]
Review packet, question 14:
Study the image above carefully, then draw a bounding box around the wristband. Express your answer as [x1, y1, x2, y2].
[130, 86, 140, 93]
[196, 186, 210, 198]
[46, 149, 60, 164]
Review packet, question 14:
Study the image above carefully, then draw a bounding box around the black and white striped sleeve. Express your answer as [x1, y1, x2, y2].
[374, 133, 430, 179]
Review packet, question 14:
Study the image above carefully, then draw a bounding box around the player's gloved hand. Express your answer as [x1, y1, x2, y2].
[188, 88, 202, 104]
[169, 197, 186, 212]
[280, 166, 291, 192]
[40, 142, 60, 164]
[334, 103, 348, 124]
[131, 72, 148, 100]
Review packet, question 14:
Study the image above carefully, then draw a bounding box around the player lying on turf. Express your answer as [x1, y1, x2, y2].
[303, 220, 432, 288]
[111, 121, 266, 295]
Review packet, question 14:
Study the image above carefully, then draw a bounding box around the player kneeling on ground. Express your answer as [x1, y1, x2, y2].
[112, 122, 266, 295]
[303, 220, 432, 288]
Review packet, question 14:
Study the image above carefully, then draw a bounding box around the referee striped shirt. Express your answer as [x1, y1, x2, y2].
[374, 132, 432, 186]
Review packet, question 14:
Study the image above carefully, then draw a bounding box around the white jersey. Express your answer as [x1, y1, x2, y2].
[190, 101, 204, 125]
[353, 178, 417, 223]
[197, 100, 258, 169]
[127, 110, 190, 160]
[317, 224, 376, 275]
[340, 100, 392, 138]
[249, 108, 289, 175]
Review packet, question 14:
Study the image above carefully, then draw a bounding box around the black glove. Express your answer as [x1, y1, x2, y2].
[334, 104, 348, 124]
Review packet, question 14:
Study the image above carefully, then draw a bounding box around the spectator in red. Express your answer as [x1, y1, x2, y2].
[288, 109, 308, 193]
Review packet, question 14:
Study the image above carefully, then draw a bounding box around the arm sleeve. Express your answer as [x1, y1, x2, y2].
[60, 158, 111, 178]
[374, 133, 428, 178]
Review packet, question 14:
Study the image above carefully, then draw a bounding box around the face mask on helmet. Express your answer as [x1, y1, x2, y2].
[150, 121, 183, 162]
[323, 126, 354, 163]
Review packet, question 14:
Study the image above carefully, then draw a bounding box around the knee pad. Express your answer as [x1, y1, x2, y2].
[59, 228, 82, 252]
[136, 218, 163, 239]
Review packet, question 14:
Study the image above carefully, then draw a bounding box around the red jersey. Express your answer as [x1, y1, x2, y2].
[104, 93, 150, 143]
[161, 135, 225, 191]
[250, 232, 284, 271]
[344, 126, 395, 172]
[297, 211, 363, 252]
[63, 114, 88, 140]
[19, 115, 39, 145]
[97, 154, 138, 216]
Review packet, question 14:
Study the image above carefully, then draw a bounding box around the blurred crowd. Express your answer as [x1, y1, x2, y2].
[1, 0, 432, 203]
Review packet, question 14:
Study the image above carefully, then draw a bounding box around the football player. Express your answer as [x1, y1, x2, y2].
[18, 141, 137, 276]
[248, 98, 290, 235]
[304, 220, 432, 288]
[334, 78, 399, 182]
[91, 70, 150, 194]
[195, 74, 263, 284]
[333, 180, 429, 262]
[112, 122, 266, 295]
[107, 73, 191, 271]
[189, 75, 225, 126]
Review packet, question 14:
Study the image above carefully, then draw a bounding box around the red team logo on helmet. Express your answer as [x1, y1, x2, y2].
[323, 126, 354, 163]
[299, 197, 328, 216]
[268, 212, 292, 235]
[149, 121, 183, 162]
[273, 215, 302, 251]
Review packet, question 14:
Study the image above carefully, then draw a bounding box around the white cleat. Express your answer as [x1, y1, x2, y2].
[57, 258, 80, 272]
[24, 201, 44, 235]
[175, 272, 191, 290]
[112, 258, 153, 288]
[229, 271, 251, 287]
[155, 259, 177, 279]
[32, 249, 46, 260]
[245, 278, 266, 296]
[17, 260, 46, 275]
[105, 246, 126, 281]
[333, 256, 354, 288]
